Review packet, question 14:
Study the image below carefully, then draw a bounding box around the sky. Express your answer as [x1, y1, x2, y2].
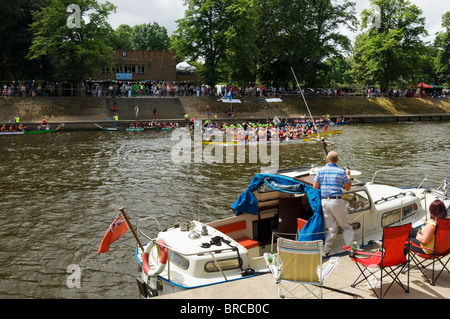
[103, 0, 450, 43]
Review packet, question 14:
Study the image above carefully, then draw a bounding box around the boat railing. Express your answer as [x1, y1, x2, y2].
[370, 167, 427, 184]
[371, 167, 447, 192]
[373, 192, 409, 204]
[419, 175, 448, 196]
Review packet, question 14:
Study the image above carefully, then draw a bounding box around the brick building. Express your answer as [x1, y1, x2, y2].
[96, 49, 177, 82]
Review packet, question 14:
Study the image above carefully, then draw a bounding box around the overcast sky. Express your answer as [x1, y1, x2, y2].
[103, 0, 449, 43]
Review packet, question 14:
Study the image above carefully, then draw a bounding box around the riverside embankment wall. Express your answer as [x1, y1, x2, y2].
[0, 95, 449, 130]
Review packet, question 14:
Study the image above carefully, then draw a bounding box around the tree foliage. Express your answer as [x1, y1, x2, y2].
[351, 0, 427, 92]
[2, 0, 447, 91]
[107, 24, 134, 50]
[0, 0, 51, 80]
[223, 0, 258, 83]
[27, 0, 116, 84]
[256, 0, 358, 88]
[434, 11, 450, 86]
[171, 0, 235, 87]
[108, 23, 171, 51]
[132, 23, 171, 51]
[171, 0, 357, 88]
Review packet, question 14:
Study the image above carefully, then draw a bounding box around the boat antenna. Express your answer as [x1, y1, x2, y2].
[291, 67, 318, 133]
[443, 176, 448, 202]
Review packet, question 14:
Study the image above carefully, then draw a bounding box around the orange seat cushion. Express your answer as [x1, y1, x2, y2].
[215, 220, 246, 234]
[215, 221, 259, 249]
[236, 237, 259, 249]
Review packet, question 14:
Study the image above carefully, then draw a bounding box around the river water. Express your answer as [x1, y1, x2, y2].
[0, 121, 448, 299]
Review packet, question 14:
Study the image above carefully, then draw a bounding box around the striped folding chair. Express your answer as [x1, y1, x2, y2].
[265, 237, 358, 299]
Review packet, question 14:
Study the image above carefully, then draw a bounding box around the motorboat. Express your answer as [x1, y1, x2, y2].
[134, 166, 429, 298]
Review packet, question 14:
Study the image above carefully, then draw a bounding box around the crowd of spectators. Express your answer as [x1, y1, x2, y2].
[84, 82, 211, 97]
[2, 82, 58, 97]
[2, 81, 449, 99]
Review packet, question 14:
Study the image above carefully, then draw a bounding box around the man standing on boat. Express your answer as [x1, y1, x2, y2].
[14, 114, 20, 131]
[313, 151, 353, 257]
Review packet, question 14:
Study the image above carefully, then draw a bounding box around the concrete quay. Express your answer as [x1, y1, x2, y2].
[0, 96, 449, 130]
[154, 252, 449, 300]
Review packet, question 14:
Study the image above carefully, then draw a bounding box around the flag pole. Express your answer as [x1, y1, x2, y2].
[119, 206, 145, 252]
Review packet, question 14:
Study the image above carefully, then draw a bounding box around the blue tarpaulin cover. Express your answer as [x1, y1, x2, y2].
[230, 173, 324, 241]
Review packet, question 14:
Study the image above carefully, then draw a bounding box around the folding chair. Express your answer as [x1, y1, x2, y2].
[343, 223, 411, 299]
[265, 237, 360, 299]
[407, 218, 450, 286]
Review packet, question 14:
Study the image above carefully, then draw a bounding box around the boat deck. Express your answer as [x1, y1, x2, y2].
[154, 245, 449, 300]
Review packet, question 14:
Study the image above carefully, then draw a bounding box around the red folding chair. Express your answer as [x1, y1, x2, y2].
[407, 218, 450, 286]
[343, 223, 411, 299]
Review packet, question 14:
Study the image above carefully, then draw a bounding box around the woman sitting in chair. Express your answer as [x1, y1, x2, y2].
[409, 199, 448, 254]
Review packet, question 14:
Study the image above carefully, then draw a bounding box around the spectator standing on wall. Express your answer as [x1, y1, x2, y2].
[134, 105, 139, 120]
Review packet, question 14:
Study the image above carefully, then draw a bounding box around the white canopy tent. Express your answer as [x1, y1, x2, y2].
[176, 61, 197, 72]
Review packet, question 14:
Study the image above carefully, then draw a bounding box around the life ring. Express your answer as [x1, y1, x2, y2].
[142, 239, 168, 277]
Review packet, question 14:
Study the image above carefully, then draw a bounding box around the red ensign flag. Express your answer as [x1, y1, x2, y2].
[97, 213, 128, 254]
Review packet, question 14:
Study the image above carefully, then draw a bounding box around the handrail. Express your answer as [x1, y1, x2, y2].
[373, 192, 407, 204]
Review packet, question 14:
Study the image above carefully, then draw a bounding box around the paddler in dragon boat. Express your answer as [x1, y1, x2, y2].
[200, 120, 323, 143]
[39, 118, 49, 130]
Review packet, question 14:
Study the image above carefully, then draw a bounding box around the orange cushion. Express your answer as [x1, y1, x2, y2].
[236, 237, 259, 249]
[215, 220, 246, 234]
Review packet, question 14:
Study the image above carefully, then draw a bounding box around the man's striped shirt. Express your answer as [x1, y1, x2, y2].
[314, 163, 349, 197]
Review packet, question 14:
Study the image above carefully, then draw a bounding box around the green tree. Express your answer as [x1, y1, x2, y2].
[172, 0, 356, 88]
[171, 0, 234, 87]
[27, 0, 116, 89]
[434, 11, 450, 86]
[320, 56, 354, 89]
[254, 0, 310, 86]
[0, 0, 52, 80]
[254, 0, 357, 89]
[223, 0, 258, 84]
[107, 24, 134, 50]
[305, 0, 358, 89]
[351, 0, 427, 93]
[132, 23, 171, 51]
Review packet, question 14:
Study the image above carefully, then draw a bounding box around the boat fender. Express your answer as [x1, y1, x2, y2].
[142, 239, 168, 277]
[241, 268, 270, 276]
[241, 268, 255, 276]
